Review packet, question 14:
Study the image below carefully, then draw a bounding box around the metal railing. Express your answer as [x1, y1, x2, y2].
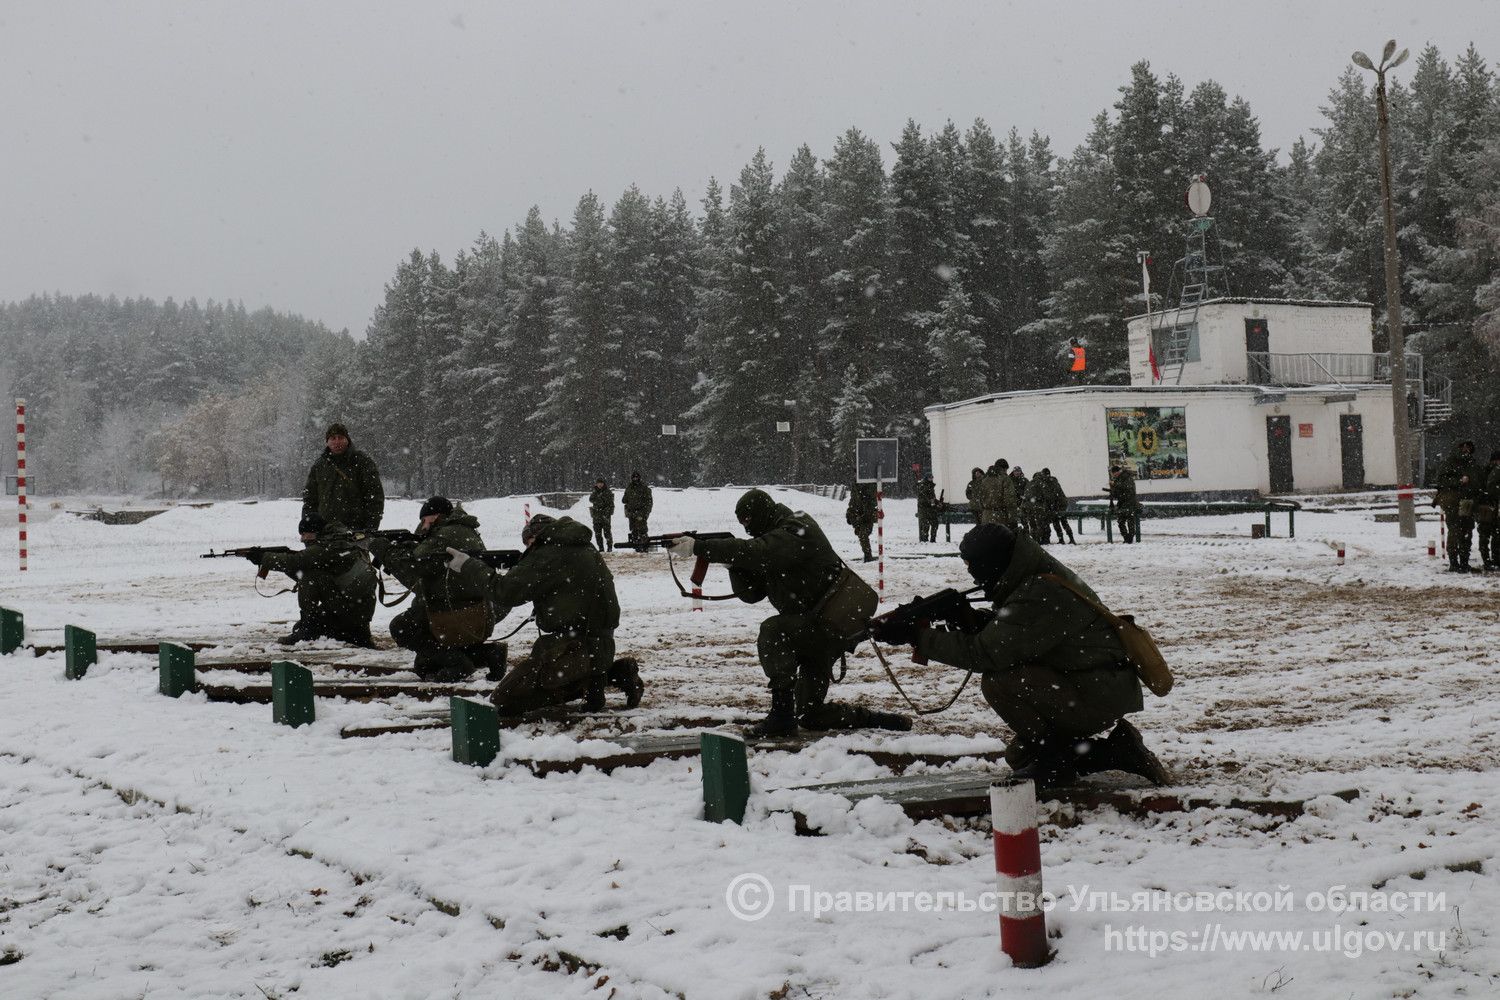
[1244, 351, 1424, 387]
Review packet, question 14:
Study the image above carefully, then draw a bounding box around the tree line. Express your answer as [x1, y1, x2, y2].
[3, 49, 1498, 498]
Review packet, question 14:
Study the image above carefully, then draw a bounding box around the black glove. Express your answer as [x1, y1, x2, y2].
[870, 617, 923, 647]
[241, 547, 264, 564]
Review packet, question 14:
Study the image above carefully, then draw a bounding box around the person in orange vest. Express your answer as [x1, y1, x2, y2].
[1068, 339, 1087, 379]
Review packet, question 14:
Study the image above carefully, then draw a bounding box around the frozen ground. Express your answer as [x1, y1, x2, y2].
[0, 488, 1496, 999]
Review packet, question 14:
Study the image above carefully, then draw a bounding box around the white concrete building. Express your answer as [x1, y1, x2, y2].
[925, 299, 1448, 501]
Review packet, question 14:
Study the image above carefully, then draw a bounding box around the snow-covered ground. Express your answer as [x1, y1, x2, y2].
[1, 488, 1495, 999]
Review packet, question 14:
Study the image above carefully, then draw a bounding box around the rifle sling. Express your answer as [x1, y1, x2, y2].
[867, 638, 974, 716]
[665, 550, 736, 601]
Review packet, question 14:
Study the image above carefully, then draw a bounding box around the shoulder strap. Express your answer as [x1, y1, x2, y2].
[1038, 572, 1121, 627]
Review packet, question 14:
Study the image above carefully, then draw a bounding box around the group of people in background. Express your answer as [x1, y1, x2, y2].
[1433, 440, 1500, 573]
[954, 461, 1096, 545]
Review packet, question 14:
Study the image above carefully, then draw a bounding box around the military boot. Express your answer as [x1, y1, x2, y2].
[277, 622, 319, 646]
[1077, 720, 1171, 785]
[863, 709, 913, 731]
[1449, 555, 1463, 572]
[584, 676, 608, 712]
[747, 689, 798, 739]
[609, 657, 645, 709]
[1010, 742, 1080, 791]
[480, 642, 508, 682]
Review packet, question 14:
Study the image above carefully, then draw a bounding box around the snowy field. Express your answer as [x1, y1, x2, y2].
[1, 488, 1496, 999]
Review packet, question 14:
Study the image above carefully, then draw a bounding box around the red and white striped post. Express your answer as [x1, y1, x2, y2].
[15, 399, 27, 572]
[991, 777, 1049, 967]
[523, 502, 531, 525]
[1336, 541, 1345, 566]
[875, 476, 885, 604]
[1440, 510, 1446, 556]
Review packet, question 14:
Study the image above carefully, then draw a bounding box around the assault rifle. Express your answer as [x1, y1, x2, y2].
[642, 531, 736, 599]
[852, 585, 986, 664]
[476, 549, 525, 570]
[353, 528, 418, 544]
[200, 546, 293, 579]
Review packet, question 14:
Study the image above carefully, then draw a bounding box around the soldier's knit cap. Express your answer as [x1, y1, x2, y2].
[298, 511, 326, 535]
[325, 423, 350, 440]
[419, 496, 454, 519]
[522, 513, 555, 545]
[960, 524, 1017, 586]
[735, 488, 779, 536]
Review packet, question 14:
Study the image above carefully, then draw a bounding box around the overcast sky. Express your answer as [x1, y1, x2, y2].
[1, 1, 1493, 337]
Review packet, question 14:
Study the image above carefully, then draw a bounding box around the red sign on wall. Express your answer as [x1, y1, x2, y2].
[1298, 423, 1314, 438]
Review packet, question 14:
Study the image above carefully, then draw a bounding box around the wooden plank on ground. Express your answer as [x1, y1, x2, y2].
[202, 680, 491, 704]
[31, 640, 218, 656]
[196, 659, 408, 677]
[789, 770, 1362, 830]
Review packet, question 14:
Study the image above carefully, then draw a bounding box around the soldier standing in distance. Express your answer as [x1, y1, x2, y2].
[622, 471, 654, 549]
[1038, 468, 1075, 544]
[916, 473, 940, 543]
[302, 423, 384, 532]
[589, 478, 615, 551]
[846, 481, 878, 562]
[1477, 450, 1500, 571]
[1107, 462, 1141, 544]
[1434, 441, 1481, 572]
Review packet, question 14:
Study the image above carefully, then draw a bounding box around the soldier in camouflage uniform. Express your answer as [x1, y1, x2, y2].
[447, 513, 638, 716]
[1107, 463, 1142, 543]
[367, 497, 499, 681]
[1477, 450, 1500, 571]
[846, 481, 879, 562]
[977, 461, 1018, 528]
[622, 472, 654, 550]
[1434, 441, 1481, 572]
[1036, 468, 1075, 544]
[301, 423, 384, 532]
[589, 478, 615, 552]
[252, 511, 377, 647]
[1010, 466, 1040, 539]
[665, 489, 909, 737]
[965, 468, 985, 519]
[916, 473, 941, 543]
[871, 524, 1167, 789]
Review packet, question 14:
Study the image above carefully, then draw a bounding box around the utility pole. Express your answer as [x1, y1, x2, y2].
[1353, 40, 1416, 538]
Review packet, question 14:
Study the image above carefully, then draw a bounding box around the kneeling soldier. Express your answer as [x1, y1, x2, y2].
[447, 513, 639, 716]
[367, 496, 499, 681]
[872, 524, 1166, 789]
[666, 488, 908, 737]
[254, 511, 377, 647]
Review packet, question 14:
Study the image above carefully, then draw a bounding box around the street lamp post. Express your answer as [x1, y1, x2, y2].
[1352, 40, 1416, 538]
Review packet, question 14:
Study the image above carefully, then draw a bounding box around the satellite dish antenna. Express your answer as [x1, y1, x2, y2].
[1186, 176, 1212, 217]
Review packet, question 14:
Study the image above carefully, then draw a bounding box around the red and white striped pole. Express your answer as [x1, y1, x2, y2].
[1336, 541, 1345, 566]
[523, 502, 531, 525]
[876, 476, 885, 604]
[1440, 510, 1446, 556]
[991, 778, 1049, 968]
[15, 399, 27, 572]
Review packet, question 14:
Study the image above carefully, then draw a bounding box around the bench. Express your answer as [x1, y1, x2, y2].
[938, 499, 1301, 541]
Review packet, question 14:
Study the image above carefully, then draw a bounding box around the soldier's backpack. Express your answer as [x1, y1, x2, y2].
[1040, 573, 1174, 697]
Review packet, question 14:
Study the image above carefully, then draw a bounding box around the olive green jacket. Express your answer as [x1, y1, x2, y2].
[1108, 469, 1141, 511]
[1037, 474, 1069, 515]
[976, 471, 1018, 523]
[695, 504, 844, 617]
[301, 442, 384, 532]
[589, 485, 615, 523]
[623, 481, 653, 518]
[917, 480, 939, 513]
[915, 534, 1141, 710]
[846, 483, 878, 530]
[470, 516, 620, 634]
[260, 522, 376, 625]
[369, 508, 488, 613]
[1434, 452, 1482, 507]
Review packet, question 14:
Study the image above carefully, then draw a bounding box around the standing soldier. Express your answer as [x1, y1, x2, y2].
[916, 473, 941, 543]
[1107, 462, 1142, 544]
[1477, 450, 1500, 571]
[447, 513, 639, 715]
[1434, 441, 1481, 572]
[977, 461, 1018, 528]
[367, 497, 498, 681]
[623, 471, 654, 550]
[250, 511, 377, 647]
[302, 423, 384, 532]
[965, 467, 985, 520]
[1010, 466, 1038, 538]
[1038, 468, 1075, 544]
[846, 481, 879, 562]
[664, 489, 908, 736]
[589, 478, 615, 551]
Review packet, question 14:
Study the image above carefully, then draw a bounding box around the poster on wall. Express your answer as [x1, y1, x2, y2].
[1105, 406, 1189, 479]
